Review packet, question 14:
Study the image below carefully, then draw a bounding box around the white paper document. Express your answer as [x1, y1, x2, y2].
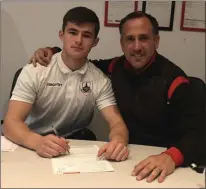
[107, 1, 136, 24]
[52, 145, 114, 174]
[144, 2, 173, 27]
[183, 2, 205, 29]
[1, 136, 19, 152]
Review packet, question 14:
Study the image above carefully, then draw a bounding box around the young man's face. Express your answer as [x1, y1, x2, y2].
[120, 17, 159, 70]
[59, 22, 99, 59]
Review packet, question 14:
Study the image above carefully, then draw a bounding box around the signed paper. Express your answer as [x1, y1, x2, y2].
[52, 145, 114, 174]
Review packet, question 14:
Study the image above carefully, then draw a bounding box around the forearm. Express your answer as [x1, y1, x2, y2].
[174, 128, 204, 166]
[3, 118, 42, 150]
[101, 105, 129, 145]
[109, 121, 129, 146]
[169, 82, 205, 166]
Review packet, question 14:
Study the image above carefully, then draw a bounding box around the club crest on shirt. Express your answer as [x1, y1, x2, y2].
[80, 81, 93, 95]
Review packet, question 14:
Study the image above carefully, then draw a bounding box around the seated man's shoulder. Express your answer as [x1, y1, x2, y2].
[24, 54, 58, 75]
[158, 54, 188, 83]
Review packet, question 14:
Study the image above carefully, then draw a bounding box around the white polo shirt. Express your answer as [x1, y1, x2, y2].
[11, 52, 116, 137]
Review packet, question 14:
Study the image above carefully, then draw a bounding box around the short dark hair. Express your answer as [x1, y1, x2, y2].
[62, 7, 100, 38]
[119, 11, 159, 36]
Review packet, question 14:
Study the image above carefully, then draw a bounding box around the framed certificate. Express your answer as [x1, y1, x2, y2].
[142, 1, 175, 31]
[104, 1, 138, 27]
[180, 1, 206, 32]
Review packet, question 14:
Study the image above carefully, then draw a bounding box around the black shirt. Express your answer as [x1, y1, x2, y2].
[91, 53, 205, 166]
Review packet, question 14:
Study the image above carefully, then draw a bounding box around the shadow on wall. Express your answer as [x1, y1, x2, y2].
[1, 9, 28, 120]
[88, 108, 109, 142]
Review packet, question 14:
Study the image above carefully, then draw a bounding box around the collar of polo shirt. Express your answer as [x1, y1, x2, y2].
[57, 52, 88, 75]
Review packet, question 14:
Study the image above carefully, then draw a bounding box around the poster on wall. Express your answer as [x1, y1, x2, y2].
[142, 1, 175, 31]
[180, 1, 206, 32]
[104, 1, 138, 27]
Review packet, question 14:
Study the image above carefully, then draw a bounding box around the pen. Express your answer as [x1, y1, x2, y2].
[51, 125, 70, 154]
[63, 172, 80, 174]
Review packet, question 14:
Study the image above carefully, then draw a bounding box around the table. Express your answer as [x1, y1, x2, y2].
[1, 139, 205, 188]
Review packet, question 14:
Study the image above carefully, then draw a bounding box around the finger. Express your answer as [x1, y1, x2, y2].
[121, 150, 130, 161]
[104, 142, 117, 159]
[146, 167, 162, 183]
[46, 48, 53, 62]
[41, 152, 53, 158]
[32, 57, 37, 67]
[40, 48, 51, 64]
[110, 143, 125, 160]
[136, 163, 156, 181]
[158, 169, 167, 183]
[132, 158, 150, 176]
[113, 146, 127, 161]
[45, 139, 66, 154]
[48, 135, 68, 152]
[36, 52, 47, 66]
[57, 139, 69, 152]
[97, 143, 109, 157]
[50, 135, 68, 147]
[37, 48, 46, 58]
[45, 146, 60, 157]
[45, 152, 53, 158]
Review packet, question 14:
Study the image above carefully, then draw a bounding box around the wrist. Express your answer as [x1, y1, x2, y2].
[162, 147, 184, 167]
[110, 136, 128, 146]
[24, 132, 43, 151]
[109, 129, 128, 146]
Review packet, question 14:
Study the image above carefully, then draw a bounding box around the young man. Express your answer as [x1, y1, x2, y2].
[31, 11, 205, 182]
[3, 7, 130, 161]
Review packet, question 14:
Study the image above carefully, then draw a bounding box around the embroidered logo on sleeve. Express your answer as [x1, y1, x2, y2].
[80, 81, 93, 96]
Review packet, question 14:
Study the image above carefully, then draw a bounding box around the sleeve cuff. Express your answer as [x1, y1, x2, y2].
[162, 147, 184, 167]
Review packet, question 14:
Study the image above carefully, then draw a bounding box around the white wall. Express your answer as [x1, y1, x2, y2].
[1, 0, 205, 140]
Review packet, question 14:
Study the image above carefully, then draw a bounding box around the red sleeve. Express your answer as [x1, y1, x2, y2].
[162, 147, 184, 167]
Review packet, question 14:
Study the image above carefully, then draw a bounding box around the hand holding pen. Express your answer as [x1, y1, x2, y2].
[34, 127, 70, 158]
[51, 125, 70, 154]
